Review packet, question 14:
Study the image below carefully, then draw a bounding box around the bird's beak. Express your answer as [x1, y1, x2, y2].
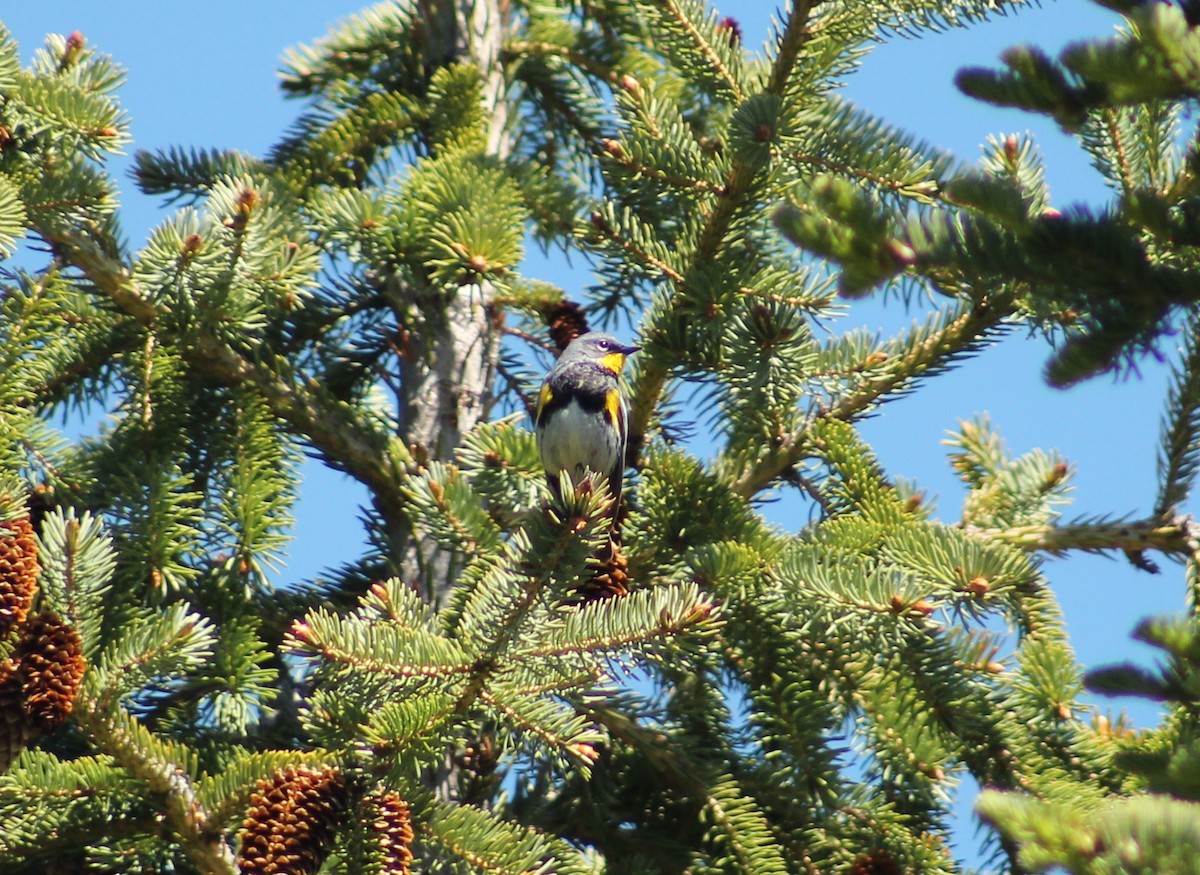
[600, 343, 640, 374]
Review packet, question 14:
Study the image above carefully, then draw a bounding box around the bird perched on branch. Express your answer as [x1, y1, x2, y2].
[535, 332, 640, 515]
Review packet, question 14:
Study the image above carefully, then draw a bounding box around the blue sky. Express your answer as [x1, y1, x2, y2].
[3, 1, 1185, 866]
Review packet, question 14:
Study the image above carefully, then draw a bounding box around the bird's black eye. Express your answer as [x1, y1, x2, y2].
[597, 340, 610, 350]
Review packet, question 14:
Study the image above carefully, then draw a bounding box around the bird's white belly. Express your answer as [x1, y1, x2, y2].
[538, 398, 622, 484]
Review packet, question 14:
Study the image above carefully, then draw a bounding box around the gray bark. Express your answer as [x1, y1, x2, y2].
[398, 0, 513, 605]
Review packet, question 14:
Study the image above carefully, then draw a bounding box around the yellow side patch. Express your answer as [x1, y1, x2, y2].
[604, 388, 622, 426]
[599, 352, 627, 374]
[536, 383, 555, 422]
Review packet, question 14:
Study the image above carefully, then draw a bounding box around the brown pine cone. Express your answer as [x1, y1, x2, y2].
[238, 765, 346, 875]
[0, 516, 39, 638]
[570, 538, 630, 605]
[18, 610, 86, 734]
[844, 850, 903, 875]
[365, 789, 415, 875]
[544, 301, 590, 352]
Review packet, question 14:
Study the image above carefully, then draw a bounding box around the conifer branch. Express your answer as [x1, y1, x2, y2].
[73, 693, 237, 875]
[15, 332, 132, 407]
[1, 265, 132, 408]
[444, 508, 613, 717]
[627, 0, 818, 455]
[192, 334, 411, 516]
[787, 148, 948, 203]
[974, 515, 1200, 561]
[1155, 319, 1200, 516]
[304, 643, 476, 681]
[697, 0, 814, 254]
[584, 702, 713, 791]
[39, 224, 155, 324]
[476, 688, 585, 753]
[504, 40, 622, 85]
[702, 776, 788, 874]
[732, 295, 1013, 497]
[654, 0, 745, 101]
[766, 0, 817, 95]
[13, 3, 1200, 869]
[827, 297, 1013, 421]
[1099, 107, 1135, 195]
[601, 138, 722, 193]
[1187, 545, 1200, 612]
[34, 224, 412, 528]
[586, 210, 685, 282]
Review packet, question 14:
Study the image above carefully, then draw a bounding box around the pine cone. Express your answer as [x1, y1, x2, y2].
[366, 789, 415, 875]
[18, 610, 86, 734]
[844, 849, 902, 875]
[25, 484, 56, 535]
[0, 516, 39, 638]
[457, 734, 497, 777]
[238, 765, 346, 875]
[570, 539, 630, 604]
[456, 734, 501, 803]
[544, 301, 589, 351]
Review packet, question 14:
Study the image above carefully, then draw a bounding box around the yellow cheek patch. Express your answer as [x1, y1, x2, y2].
[604, 388, 622, 426]
[599, 352, 627, 374]
[536, 383, 555, 422]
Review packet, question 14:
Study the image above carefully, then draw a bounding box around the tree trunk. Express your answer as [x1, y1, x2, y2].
[398, 0, 512, 596]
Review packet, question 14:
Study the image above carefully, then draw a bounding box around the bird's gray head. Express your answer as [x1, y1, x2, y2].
[560, 332, 641, 373]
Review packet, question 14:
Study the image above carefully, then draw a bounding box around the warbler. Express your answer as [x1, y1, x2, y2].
[535, 331, 641, 512]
